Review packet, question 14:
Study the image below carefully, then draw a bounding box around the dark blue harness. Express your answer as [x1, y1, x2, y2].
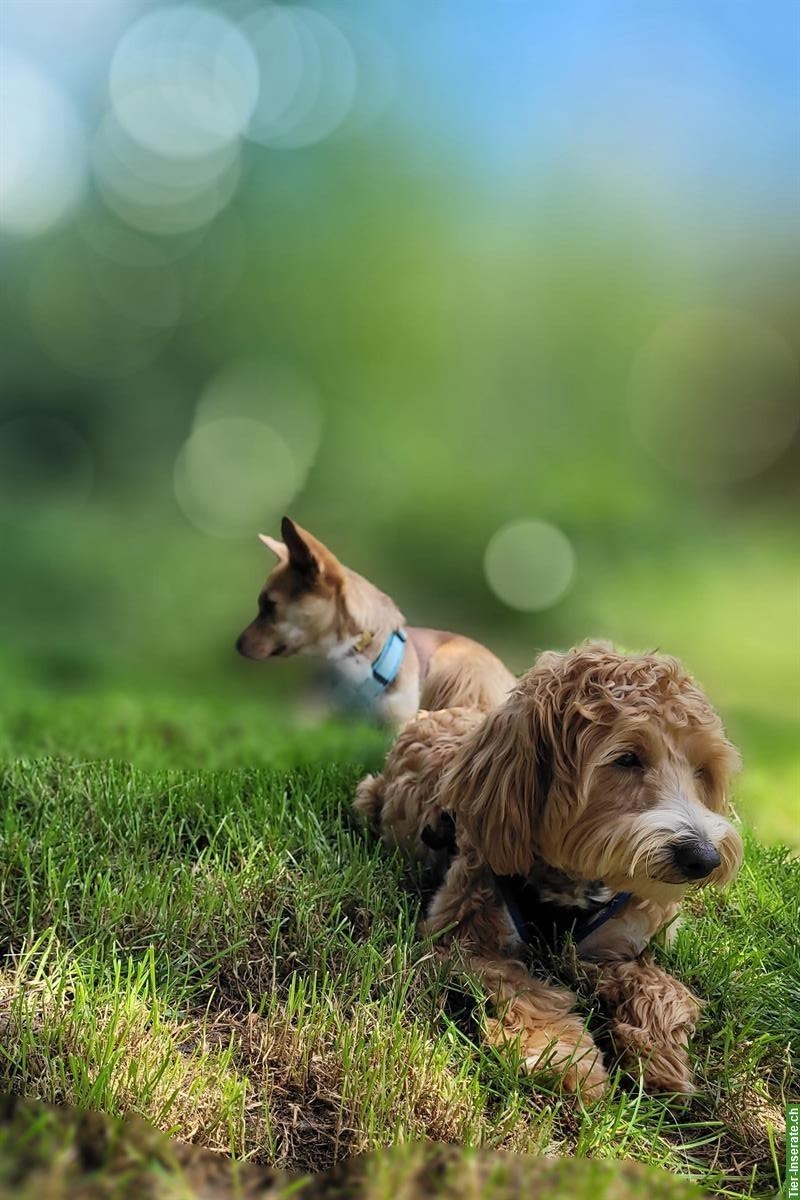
[495, 873, 633, 946]
[419, 810, 632, 947]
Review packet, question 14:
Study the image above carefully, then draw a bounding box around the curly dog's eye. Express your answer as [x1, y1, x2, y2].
[614, 752, 642, 769]
[694, 765, 708, 780]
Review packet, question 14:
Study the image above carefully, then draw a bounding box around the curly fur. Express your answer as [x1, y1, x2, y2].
[355, 642, 743, 1100]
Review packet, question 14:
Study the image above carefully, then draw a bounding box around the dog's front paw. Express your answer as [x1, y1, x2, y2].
[610, 1019, 696, 1095]
[354, 773, 382, 825]
[523, 1030, 610, 1102]
[488, 1018, 609, 1102]
[595, 959, 700, 1098]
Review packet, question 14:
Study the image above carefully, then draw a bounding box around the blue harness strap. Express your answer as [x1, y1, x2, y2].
[495, 873, 632, 946]
[359, 629, 407, 701]
[574, 890, 633, 941]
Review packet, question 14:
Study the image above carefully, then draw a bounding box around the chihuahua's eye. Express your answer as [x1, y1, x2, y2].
[614, 752, 642, 769]
[258, 595, 276, 618]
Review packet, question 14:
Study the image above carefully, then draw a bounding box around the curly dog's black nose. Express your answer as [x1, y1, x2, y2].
[671, 839, 721, 880]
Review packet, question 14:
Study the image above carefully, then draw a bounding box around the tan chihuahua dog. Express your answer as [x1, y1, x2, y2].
[236, 517, 515, 727]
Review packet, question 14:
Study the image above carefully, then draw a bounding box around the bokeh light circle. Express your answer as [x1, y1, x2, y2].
[332, 15, 396, 136]
[0, 50, 86, 236]
[77, 206, 246, 328]
[484, 520, 576, 611]
[243, 6, 357, 148]
[241, 5, 305, 139]
[174, 418, 298, 538]
[629, 309, 800, 485]
[193, 358, 323, 478]
[92, 111, 241, 236]
[109, 5, 259, 159]
[77, 205, 205, 265]
[0, 414, 93, 517]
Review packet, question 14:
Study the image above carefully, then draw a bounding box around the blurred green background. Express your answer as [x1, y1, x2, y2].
[0, 1, 797, 842]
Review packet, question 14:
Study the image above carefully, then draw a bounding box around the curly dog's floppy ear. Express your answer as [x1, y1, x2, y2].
[437, 672, 558, 877]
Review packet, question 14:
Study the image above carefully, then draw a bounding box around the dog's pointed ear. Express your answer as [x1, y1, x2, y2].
[281, 516, 321, 583]
[258, 533, 288, 562]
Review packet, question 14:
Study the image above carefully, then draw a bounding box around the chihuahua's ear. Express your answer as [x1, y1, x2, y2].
[258, 533, 288, 562]
[280, 516, 320, 582]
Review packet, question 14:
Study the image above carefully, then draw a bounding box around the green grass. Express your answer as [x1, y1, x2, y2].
[0, 689, 797, 1198]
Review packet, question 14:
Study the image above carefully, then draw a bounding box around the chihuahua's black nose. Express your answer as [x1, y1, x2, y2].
[671, 838, 721, 880]
[235, 633, 247, 656]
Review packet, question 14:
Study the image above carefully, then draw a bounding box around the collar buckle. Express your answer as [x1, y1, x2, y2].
[352, 630, 374, 655]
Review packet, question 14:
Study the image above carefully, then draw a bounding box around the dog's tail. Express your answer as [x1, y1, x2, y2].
[354, 772, 385, 827]
[420, 640, 515, 714]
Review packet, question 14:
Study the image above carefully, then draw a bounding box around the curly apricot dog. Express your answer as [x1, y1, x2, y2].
[355, 642, 743, 1099]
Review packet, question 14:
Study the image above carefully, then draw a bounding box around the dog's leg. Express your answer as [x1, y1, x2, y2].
[587, 956, 701, 1094]
[426, 858, 608, 1101]
[475, 956, 609, 1100]
[354, 772, 384, 826]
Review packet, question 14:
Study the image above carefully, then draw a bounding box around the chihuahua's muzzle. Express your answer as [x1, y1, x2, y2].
[236, 625, 287, 659]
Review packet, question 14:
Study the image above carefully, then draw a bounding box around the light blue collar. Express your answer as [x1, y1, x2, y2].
[359, 629, 407, 701]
